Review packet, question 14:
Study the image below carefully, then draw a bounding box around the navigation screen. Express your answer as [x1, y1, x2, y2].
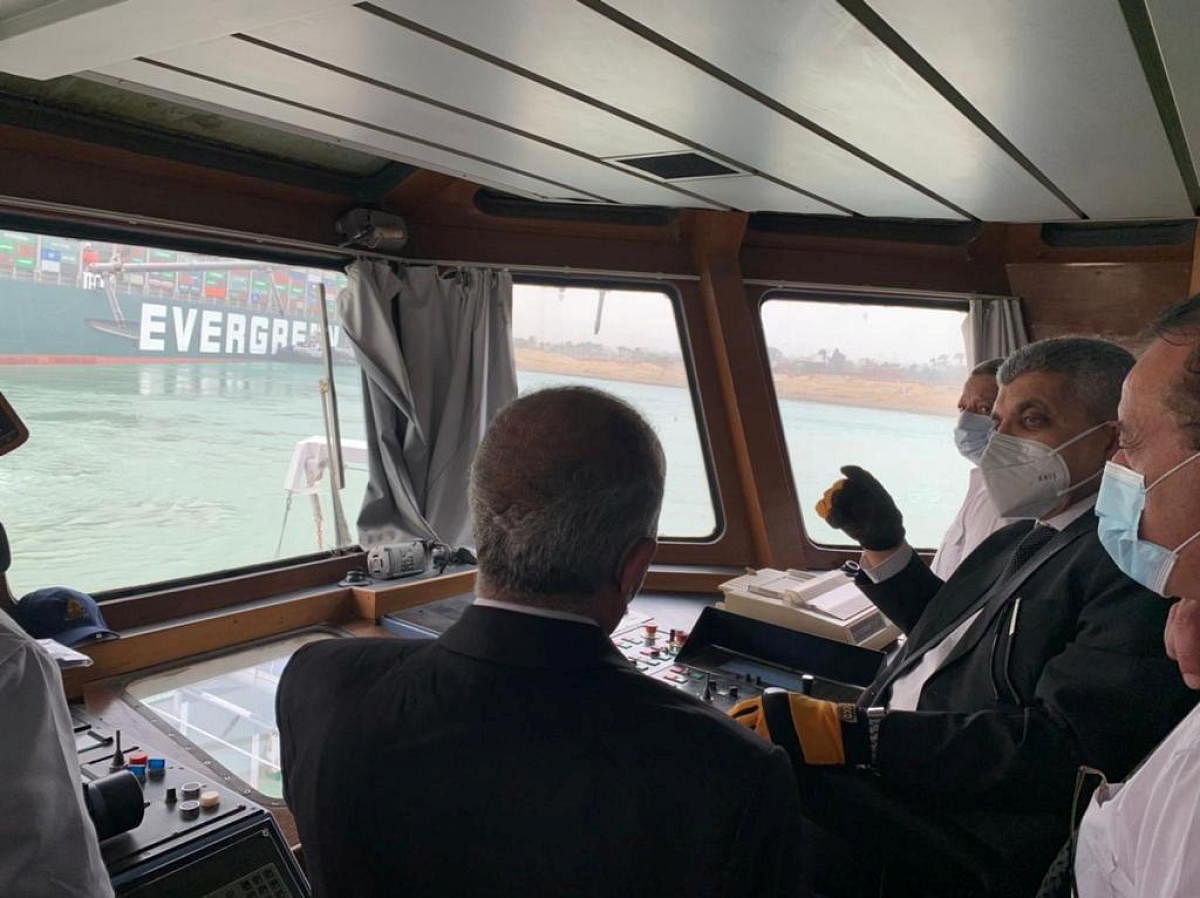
[126, 631, 334, 798]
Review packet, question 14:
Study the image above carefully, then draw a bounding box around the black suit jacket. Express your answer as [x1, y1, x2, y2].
[856, 513, 1196, 812]
[278, 605, 807, 898]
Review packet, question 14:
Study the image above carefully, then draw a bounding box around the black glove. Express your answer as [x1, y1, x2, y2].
[814, 465, 905, 551]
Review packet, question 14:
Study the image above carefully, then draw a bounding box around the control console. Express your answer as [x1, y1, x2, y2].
[611, 605, 887, 710]
[387, 595, 887, 711]
[72, 708, 309, 897]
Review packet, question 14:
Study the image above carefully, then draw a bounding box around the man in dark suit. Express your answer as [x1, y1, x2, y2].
[278, 386, 806, 898]
[732, 337, 1196, 897]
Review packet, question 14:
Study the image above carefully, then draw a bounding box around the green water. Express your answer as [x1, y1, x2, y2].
[2, 363, 964, 598]
[2, 363, 370, 595]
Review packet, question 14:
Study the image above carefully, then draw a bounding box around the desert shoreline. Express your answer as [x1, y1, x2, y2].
[515, 348, 960, 416]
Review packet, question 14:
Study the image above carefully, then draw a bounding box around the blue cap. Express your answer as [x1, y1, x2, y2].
[13, 587, 118, 646]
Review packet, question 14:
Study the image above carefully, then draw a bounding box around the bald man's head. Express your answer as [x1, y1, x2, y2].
[470, 387, 665, 611]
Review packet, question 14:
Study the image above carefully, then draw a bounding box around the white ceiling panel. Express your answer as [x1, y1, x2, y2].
[869, 0, 1191, 219]
[602, 0, 1074, 222]
[676, 176, 847, 215]
[248, 8, 682, 160]
[369, 0, 961, 219]
[1147, 0, 1200, 189]
[134, 37, 724, 209]
[92, 61, 601, 203]
[0, 0, 352, 80]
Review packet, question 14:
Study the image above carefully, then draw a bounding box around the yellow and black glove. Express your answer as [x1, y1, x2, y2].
[815, 465, 905, 551]
[730, 688, 873, 767]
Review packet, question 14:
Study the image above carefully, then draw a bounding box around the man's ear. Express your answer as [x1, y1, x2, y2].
[617, 537, 658, 599]
[1100, 420, 1122, 460]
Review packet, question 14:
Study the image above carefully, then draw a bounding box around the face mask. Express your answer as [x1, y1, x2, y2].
[954, 411, 994, 465]
[1096, 454, 1200, 596]
[980, 422, 1110, 519]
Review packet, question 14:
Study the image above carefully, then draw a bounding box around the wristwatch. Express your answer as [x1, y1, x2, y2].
[865, 706, 886, 764]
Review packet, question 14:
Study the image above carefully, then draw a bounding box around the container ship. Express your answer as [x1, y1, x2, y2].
[0, 230, 354, 365]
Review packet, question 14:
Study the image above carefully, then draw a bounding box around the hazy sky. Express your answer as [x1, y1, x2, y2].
[512, 284, 967, 364]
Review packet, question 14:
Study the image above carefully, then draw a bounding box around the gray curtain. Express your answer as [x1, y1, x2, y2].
[339, 260, 517, 548]
[964, 296, 1029, 366]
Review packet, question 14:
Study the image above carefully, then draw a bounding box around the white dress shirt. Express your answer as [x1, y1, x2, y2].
[0, 610, 113, 898]
[1075, 702, 1200, 898]
[473, 596, 600, 627]
[930, 468, 1014, 580]
[864, 496, 1096, 712]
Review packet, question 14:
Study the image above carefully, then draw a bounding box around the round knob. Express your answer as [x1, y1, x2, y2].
[179, 800, 200, 821]
[199, 790, 220, 810]
[181, 782, 202, 800]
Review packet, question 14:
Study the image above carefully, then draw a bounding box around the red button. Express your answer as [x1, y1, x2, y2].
[643, 624, 658, 639]
[128, 752, 149, 766]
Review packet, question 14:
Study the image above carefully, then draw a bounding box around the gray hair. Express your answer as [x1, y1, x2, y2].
[970, 357, 1005, 378]
[470, 386, 665, 602]
[998, 337, 1133, 422]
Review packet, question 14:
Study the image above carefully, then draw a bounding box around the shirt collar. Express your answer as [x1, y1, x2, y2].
[473, 596, 600, 628]
[1038, 494, 1098, 531]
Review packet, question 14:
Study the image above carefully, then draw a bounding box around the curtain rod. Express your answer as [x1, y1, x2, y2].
[0, 196, 702, 280]
[0, 195, 389, 262]
[742, 278, 1013, 302]
[397, 257, 701, 282]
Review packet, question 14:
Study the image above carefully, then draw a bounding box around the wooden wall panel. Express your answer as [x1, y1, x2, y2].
[0, 126, 346, 246]
[1007, 261, 1191, 346]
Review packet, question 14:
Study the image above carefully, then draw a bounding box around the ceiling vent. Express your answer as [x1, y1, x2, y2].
[614, 152, 738, 180]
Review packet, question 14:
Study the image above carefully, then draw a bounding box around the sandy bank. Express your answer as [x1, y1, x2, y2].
[515, 348, 959, 415]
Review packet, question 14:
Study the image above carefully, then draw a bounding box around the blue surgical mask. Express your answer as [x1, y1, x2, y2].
[1096, 454, 1200, 596]
[954, 411, 994, 465]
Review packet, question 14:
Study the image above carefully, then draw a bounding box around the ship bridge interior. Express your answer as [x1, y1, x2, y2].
[2, 2, 1200, 897]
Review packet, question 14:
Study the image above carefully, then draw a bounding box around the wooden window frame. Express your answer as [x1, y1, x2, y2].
[753, 286, 971, 567]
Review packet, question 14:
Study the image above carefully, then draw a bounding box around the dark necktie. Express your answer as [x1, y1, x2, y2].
[861, 523, 1060, 708]
[999, 523, 1057, 583]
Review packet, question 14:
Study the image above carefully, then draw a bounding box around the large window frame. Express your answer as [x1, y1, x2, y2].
[511, 274, 725, 546]
[0, 211, 749, 629]
[0, 213, 368, 613]
[756, 286, 971, 563]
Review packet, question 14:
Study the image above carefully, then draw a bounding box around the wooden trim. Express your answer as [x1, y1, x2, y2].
[62, 587, 355, 698]
[96, 553, 366, 630]
[351, 570, 477, 618]
[61, 568, 483, 696]
[644, 566, 737, 595]
[690, 211, 813, 568]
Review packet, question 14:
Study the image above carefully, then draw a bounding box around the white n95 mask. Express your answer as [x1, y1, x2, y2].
[1096, 455, 1200, 596]
[954, 411, 994, 465]
[979, 422, 1109, 519]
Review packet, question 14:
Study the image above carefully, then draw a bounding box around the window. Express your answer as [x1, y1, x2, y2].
[126, 631, 333, 798]
[761, 295, 971, 549]
[1, 229, 366, 595]
[511, 283, 718, 539]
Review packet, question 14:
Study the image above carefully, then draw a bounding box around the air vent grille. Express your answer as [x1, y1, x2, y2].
[615, 152, 738, 180]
